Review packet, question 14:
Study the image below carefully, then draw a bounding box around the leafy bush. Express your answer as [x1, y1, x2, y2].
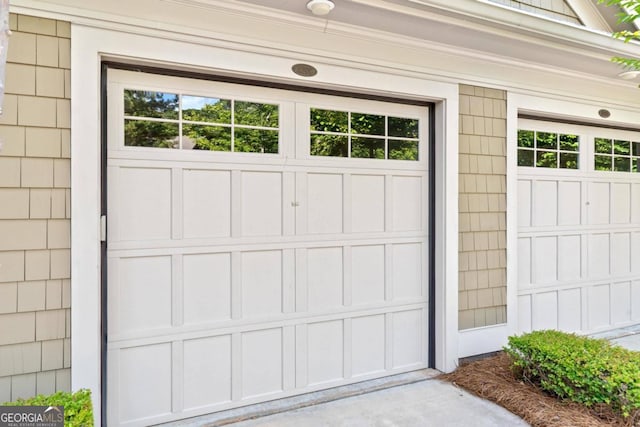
[505, 330, 640, 418]
[2, 389, 93, 427]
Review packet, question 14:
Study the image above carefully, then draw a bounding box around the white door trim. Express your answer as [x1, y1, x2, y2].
[71, 24, 459, 424]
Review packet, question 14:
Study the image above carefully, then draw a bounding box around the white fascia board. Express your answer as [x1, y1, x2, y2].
[565, 0, 612, 32]
[351, 0, 639, 57]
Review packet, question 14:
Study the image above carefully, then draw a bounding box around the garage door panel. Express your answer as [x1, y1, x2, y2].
[241, 250, 283, 319]
[351, 315, 385, 377]
[517, 180, 532, 228]
[113, 256, 173, 335]
[307, 320, 344, 386]
[588, 182, 610, 225]
[611, 233, 631, 276]
[533, 181, 557, 226]
[588, 234, 610, 279]
[307, 247, 343, 312]
[183, 170, 231, 239]
[392, 243, 422, 299]
[306, 173, 343, 234]
[557, 235, 581, 282]
[633, 281, 640, 321]
[558, 181, 582, 226]
[633, 233, 640, 274]
[351, 245, 385, 305]
[532, 292, 558, 330]
[351, 175, 385, 233]
[392, 309, 423, 368]
[533, 236, 557, 284]
[392, 176, 422, 231]
[118, 344, 173, 424]
[183, 335, 232, 410]
[241, 328, 283, 399]
[611, 282, 632, 325]
[183, 253, 231, 324]
[612, 183, 632, 224]
[116, 167, 172, 241]
[632, 184, 640, 224]
[241, 171, 282, 237]
[557, 288, 581, 332]
[588, 284, 610, 330]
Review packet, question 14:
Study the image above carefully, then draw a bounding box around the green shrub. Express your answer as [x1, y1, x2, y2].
[2, 389, 93, 427]
[505, 330, 640, 417]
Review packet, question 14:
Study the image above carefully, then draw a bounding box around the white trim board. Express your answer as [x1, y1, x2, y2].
[71, 24, 460, 425]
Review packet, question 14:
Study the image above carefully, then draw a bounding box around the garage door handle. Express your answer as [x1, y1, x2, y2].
[291, 201, 300, 207]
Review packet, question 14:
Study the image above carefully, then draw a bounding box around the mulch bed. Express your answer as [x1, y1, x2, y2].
[439, 352, 640, 427]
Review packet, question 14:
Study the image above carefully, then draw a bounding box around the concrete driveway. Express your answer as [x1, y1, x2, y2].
[227, 379, 528, 427]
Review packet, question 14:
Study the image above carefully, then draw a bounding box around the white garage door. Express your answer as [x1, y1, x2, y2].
[105, 69, 430, 426]
[517, 118, 640, 334]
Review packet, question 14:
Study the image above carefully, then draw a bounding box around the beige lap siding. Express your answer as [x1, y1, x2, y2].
[458, 85, 507, 330]
[0, 14, 71, 402]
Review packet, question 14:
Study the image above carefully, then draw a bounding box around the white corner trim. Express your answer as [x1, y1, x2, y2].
[458, 324, 510, 358]
[434, 92, 460, 374]
[565, 0, 612, 32]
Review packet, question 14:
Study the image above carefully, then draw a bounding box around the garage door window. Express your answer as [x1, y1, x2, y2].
[594, 137, 640, 172]
[517, 129, 579, 169]
[124, 89, 279, 153]
[310, 108, 419, 160]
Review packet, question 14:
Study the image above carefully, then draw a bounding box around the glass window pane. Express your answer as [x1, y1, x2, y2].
[594, 138, 612, 154]
[124, 119, 178, 148]
[182, 96, 231, 124]
[351, 113, 384, 136]
[182, 124, 231, 151]
[594, 155, 612, 171]
[388, 117, 419, 138]
[614, 156, 631, 172]
[310, 109, 348, 133]
[559, 152, 579, 169]
[234, 101, 279, 128]
[518, 149, 534, 166]
[388, 139, 419, 160]
[310, 134, 348, 157]
[536, 150, 557, 168]
[613, 140, 631, 155]
[633, 142, 640, 157]
[536, 132, 557, 150]
[234, 128, 279, 153]
[351, 137, 384, 159]
[635, 159, 640, 173]
[559, 134, 579, 152]
[124, 90, 179, 119]
[518, 130, 534, 148]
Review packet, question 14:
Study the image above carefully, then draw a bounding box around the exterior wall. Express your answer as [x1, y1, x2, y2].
[458, 85, 507, 330]
[488, 0, 580, 24]
[0, 13, 71, 402]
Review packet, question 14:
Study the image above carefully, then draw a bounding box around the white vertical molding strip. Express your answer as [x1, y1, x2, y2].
[294, 324, 308, 388]
[282, 326, 295, 391]
[506, 92, 520, 338]
[385, 312, 393, 370]
[385, 243, 393, 302]
[282, 249, 295, 314]
[295, 248, 308, 312]
[171, 341, 184, 414]
[231, 252, 242, 320]
[171, 167, 183, 240]
[171, 254, 183, 327]
[282, 172, 295, 237]
[231, 170, 242, 238]
[231, 333, 242, 401]
[343, 246, 352, 307]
